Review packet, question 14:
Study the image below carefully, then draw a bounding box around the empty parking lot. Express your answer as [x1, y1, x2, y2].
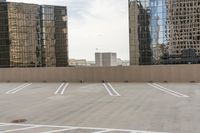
[0, 82, 199, 133]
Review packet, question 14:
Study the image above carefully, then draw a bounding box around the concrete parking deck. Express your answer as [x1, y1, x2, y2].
[0, 83, 199, 133]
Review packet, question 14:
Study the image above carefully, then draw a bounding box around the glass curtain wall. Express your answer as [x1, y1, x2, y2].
[0, 2, 10, 67]
[129, 0, 200, 65]
[8, 3, 40, 67]
[54, 6, 68, 67]
[41, 5, 56, 67]
[0, 2, 68, 67]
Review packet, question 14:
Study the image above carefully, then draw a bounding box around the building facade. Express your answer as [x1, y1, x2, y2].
[95, 53, 117, 67]
[69, 59, 90, 66]
[129, 0, 200, 65]
[0, 1, 68, 67]
[95, 53, 103, 66]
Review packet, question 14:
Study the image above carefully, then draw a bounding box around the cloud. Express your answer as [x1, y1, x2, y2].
[67, 0, 93, 19]
[6, 0, 129, 60]
[69, 0, 129, 60]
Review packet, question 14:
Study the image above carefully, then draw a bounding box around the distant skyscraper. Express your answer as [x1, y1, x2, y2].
[95, 53, 103, 66]
[129, 0, 200, 65]
[0, 1, 68, 67]
[95, 53, 117, 67]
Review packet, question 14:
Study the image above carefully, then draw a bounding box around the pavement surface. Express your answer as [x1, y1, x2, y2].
[0, 82, 199, 133]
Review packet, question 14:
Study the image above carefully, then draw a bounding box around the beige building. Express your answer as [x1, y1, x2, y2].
[69, 59, 91, 66]
[167, 0, 200, 57]
[117, 58, 129, 66]
[95, 53, 117, 67]
[129, 0, 139, 65]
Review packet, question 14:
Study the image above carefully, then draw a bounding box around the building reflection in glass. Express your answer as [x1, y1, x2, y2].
[0, 2, 68, 67]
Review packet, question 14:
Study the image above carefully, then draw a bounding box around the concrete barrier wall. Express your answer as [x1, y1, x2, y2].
[0, 65, 199, 82]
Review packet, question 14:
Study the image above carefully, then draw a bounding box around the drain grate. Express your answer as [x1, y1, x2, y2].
[11, 119, 27, 123]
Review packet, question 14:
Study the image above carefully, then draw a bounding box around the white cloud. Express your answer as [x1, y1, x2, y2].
[6, 0, 129, 61]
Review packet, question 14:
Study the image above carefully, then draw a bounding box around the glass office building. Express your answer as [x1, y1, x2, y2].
[129, 0, 200, 65]
[0, 2, 68, 67]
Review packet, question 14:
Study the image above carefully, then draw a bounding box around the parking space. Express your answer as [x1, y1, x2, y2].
[0, 82, 199, 133]
[155, 83, 200, 97]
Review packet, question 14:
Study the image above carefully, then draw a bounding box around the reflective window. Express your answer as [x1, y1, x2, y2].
[129, 0, 200, 65]
[0, 3, 68, 67]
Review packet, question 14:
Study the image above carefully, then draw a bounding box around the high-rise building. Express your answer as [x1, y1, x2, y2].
[166, 0, 200, 64]
[129, 0, 200, 65]
[0, 1, 68, 67]
[129, 0, 152, 65]
[95, 53, 117, 67]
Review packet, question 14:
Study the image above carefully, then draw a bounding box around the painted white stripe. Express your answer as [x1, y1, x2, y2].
[1, 126, 40, 133]
[54, 83, 65, 95]
[153, 83, 189, 98]
[107, 83, 121, 96]
[130, 131, 165, 133]
[0, 123, 73, 129]
[40, 127, 78, 133]
[93, 129, 114, 133]
[60, 83, 69, 95]
[147, 83, 182, 97]
[9, 83, 32, 94]
[103, 83, 113, 96]
[0, 122, 167, 133]
[0, 124, 10, 127]
[6, 83, 28, 94]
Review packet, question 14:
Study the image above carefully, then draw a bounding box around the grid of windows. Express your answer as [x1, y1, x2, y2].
[129, 0, 200, 65]
[0, 2, 68, 67]
[0, 3, 9, 67]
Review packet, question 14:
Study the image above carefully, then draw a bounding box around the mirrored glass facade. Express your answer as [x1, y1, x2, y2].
[129, 0, 200, 65]
[0, 2, 68, 67]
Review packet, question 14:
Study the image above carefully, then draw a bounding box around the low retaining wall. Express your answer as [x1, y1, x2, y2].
[0, 65, 199, 82]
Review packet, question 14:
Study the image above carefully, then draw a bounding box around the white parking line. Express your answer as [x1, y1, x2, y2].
[103, 83, 113, 96]
[153, 83, 189, 98]
[1, 125, 41, 133]
[107, 83, 121, 96]
[147, 83, 189, 98]
[0, 124, 10, 127]
[0, 122, 73, 129]
[102, 83, 120, 96]
[61, 83, 69, 95]
[0, 122, 167, 133]
[6, 83, 28, 94]
[93, 129, 114, 133]
[40, 127, 78, 133]
[54, 83, 69, 95]
[6, 83, 32, 94]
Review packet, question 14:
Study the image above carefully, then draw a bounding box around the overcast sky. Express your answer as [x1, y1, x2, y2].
[7, 0, 129, 61]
